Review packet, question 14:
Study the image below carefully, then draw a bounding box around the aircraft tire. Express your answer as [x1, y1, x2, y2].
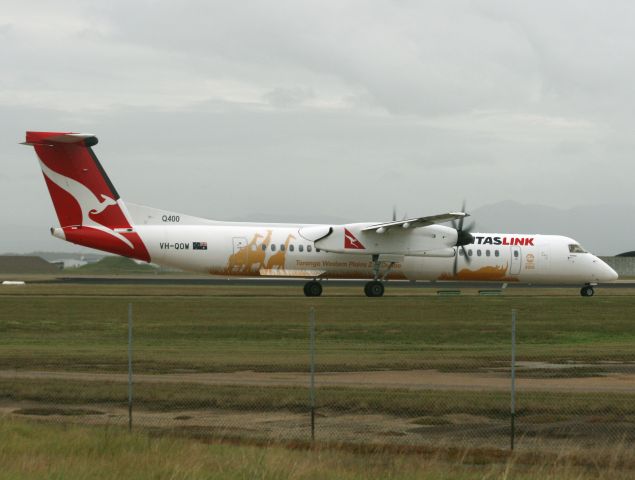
[580, 286, 594, 297]
[304, 281, 323, 297]
[364, 281, 385, 297]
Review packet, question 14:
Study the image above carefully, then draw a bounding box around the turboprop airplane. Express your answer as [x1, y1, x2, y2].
[23, 131, 618, 297]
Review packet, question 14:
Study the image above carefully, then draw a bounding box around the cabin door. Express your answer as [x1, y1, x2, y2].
[510, 246, 522, 275]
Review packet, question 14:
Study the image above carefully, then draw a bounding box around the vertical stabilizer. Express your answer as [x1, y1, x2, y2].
[24, 131, 150, 262]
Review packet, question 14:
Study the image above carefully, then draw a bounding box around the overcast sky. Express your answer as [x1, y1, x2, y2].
[2, 1, 634, 254]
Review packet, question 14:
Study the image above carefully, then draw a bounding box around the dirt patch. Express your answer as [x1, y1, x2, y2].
[0, 368, 634, 393]
[13, 407, 105, 416]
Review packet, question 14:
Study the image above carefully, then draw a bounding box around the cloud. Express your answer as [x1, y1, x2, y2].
[1, 1, 634, 253]
[263, 87, 315, 108]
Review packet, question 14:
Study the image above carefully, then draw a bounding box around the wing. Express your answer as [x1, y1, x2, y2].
[361, 212, 467, 232]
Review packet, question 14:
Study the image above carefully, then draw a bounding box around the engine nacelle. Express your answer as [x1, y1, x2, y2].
[312, 223, 458, 256]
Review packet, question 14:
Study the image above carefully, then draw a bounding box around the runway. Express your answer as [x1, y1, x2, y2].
[30, 276, 635, 289]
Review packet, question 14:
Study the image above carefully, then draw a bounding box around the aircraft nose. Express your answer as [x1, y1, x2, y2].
[594, 258, 618, 282]
[605, 265, 619, 282]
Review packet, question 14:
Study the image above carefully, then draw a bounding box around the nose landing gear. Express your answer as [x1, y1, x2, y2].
[580, 285, 595, 297]
[303, 280, 323, 297]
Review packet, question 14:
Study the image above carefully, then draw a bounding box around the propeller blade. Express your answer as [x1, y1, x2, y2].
[458, 200, 467, 230]
[392, 205, 397, 222]
[453, 248, 459, 276]
[453, 245, 471, 277]
[462, 245, 471, 264]
[453, 200, 476, 247]
[452, 200, 473, 276]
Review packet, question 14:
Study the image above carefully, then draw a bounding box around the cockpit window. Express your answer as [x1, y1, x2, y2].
[568, 244, 587, 254]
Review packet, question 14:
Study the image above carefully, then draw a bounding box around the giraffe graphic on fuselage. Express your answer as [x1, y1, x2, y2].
[265, 233, 296, 270]
[243, 229, 271, 273]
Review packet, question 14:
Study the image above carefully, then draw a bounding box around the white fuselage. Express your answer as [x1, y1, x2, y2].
[130, 222, 617, 284]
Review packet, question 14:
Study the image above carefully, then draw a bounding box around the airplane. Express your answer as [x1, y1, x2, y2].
[23, 131, 618, 297]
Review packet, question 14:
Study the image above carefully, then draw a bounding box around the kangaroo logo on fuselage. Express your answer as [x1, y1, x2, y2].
[344, 228, 365, 250]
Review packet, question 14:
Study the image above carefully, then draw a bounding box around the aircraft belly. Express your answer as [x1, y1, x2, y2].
[402, 256, 447, 280]
[305, 254, 407, 280]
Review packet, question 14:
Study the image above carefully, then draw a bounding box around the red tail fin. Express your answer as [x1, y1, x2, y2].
[25, 131, 150, 262]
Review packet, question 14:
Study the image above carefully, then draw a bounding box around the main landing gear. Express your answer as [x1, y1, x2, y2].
[363, 254, 395, 297]
[580, 285, 595, 297]
[364, 280, 385, 297]
[303, 280, 323, 297]
[303, 255, 396, 298]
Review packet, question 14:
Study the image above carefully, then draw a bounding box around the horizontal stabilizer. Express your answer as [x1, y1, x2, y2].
[23, 132, 97, 146]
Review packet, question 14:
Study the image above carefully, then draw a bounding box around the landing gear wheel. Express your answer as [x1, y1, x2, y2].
[580, 286, 595, 297]
[304, 281, 323, 297]
[364, 281, 385, 297]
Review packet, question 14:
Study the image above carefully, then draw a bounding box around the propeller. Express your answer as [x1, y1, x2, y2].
[451, 201, 476, 276]
[392, 206, 408, 222]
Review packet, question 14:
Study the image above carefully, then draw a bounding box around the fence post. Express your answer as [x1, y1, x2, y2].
[511, 308, 516, 450]
[128, 303, 133, 432]
[309, 307, 316, 443]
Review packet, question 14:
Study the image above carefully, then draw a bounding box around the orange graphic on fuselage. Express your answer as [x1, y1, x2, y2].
[226, 233, 263, 274]
[438, 264, 517, 282]
[265, 233, 296, 270]
[243, 230, 271, 273]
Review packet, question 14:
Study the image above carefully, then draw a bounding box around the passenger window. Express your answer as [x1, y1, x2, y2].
[299, 245, 304, 252]
[307, 245, 313, 253]
[459, 249, 464, 256]
[514, 250, 519, 258]
[477, 250, 482, 257]
[280, 244, 285, 252]
[468, 249, 473, 257]
[261, 244, 267, 251]
[486, 250, 491, 257]
[495, 250, 500, 257]
[289, 244, 294, 252]
[271, 244, 276, 252]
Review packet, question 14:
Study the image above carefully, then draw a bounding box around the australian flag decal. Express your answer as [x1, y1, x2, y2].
[193, 241, 208, 250]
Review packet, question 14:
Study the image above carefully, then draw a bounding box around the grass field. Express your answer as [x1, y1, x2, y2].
[0, 281, 634, 455]
[1, 283, 634, 373]
[1, 416, 634, 480]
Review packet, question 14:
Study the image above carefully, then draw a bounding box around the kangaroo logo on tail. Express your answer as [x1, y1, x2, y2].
[39, 160, 133, 249]
[91, 194, 118, 215]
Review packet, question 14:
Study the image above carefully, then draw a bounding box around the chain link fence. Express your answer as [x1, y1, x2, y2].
[2, 287, 634, 453]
